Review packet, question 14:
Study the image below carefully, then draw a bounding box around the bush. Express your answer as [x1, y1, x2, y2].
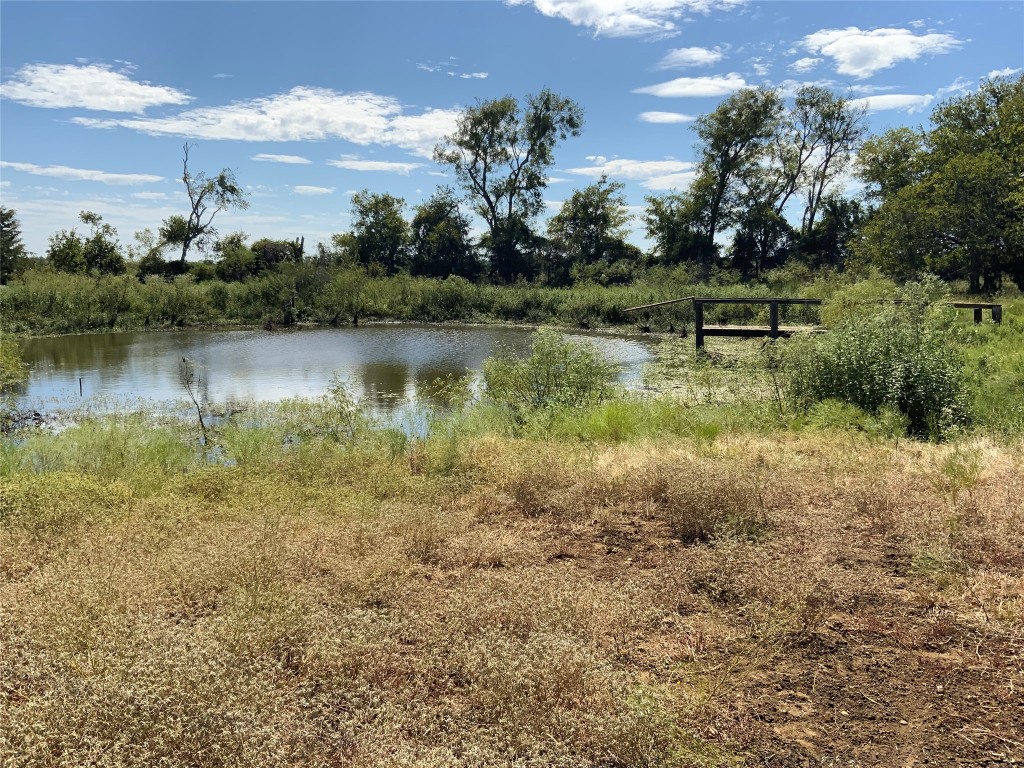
[788, 284, 971, 439]
[483, 329, 619, 420]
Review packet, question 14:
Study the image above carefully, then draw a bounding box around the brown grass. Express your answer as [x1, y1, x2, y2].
[1, 431, 1022, 766]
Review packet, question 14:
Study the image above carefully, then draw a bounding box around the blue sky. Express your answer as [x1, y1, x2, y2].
[2, 0, 1022, 257]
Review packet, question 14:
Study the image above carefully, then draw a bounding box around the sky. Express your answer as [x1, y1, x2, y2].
[1, 0, 1022, 258]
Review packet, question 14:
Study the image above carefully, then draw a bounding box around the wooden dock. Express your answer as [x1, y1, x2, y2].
[623, 297, 1002, 350]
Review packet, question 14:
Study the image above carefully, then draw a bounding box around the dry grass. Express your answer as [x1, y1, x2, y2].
[1, 430, 1022, 766]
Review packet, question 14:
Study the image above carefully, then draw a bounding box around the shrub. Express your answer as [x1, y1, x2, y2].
[482, 329, 619, 420]
[788, 284, 971, 439]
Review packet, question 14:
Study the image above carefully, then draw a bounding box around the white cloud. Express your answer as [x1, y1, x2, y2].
[988, 67, 1022, 78]
[849, 93, 934, 113]
[131, 191, 168, 200]
[0, 161, 163, 185]
[633, 72, 746, 97]
[213, 73, 232, 79]
[253, 153, 312, 164]
[638, 110, 696, 123]
[641, 170, 697, 190]
[748, 58, 770, 77]
[789, 57, 821, 73]
[801, 27, 962, 79]
[450, 72, 489, 79]
[565, 157, 695, 189]
[0, 63, 191, 113]
[73, 87, 461, 157]
[505, 0, 745, 38]
[328, 159, 422, 175]
[655, 46, 724, 69]
[293, 185, 335, 195]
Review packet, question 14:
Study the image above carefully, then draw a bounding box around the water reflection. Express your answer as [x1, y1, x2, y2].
[16, 325, 655, 416]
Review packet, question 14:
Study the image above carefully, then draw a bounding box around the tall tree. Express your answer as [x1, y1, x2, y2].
[434, 89, 583, 283]
[690, 87, 784, 273]
[0, 207, 28, 284]
[161, 143, 249, 263]
[410, 187, 480, 279]
[350, 190, 410, 275]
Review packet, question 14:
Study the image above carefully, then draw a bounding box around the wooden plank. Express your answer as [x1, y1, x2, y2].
[622, 296, 695, 312]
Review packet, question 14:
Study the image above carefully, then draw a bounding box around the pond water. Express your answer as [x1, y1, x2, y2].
[15, 325, 656, 415]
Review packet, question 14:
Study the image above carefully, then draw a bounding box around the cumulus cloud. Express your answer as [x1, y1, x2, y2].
[789, 57, 821, 73]
[638, 111, 696, 123]
[801, 27, 962, 79]
[293, 186, 335, 195]
[253, 153, 312, 164]
[633, 72, 746, 97]
[450, 72, 489, 79]
[73, 87, 462, 158]
[505, 0, 745, 38]
[655, 46, 724, 69]
[565, 156, 696, 189]
[0, 160, 163, 185]
[988, 67, 1022, 78]
[328, 159, 422, 175]
[0, 63, 191, 113]
[131, 191, 169, 200]
[848, 93, 934, 113]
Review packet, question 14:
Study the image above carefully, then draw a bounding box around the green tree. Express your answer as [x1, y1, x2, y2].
[350, 190, 410, 275]
[47, 229, 86, 274]
[642, 187, 712, 268]
[0, 206, 28, 284]
[689, 87, 784, 274]
[47, 211, 124, 276]
[161, 143, 249, 263]
[434, 89, 583, 283]
[856, 76, 1024, 291]
[213, 232, 261, 282]
[547, 176, 631, 271]
[409, 187, 480, 279]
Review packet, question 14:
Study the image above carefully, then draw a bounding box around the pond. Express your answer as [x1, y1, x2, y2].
[14, 325, 656, 416]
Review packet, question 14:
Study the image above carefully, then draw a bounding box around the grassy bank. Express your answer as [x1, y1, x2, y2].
[0, 265, 860, 336]
[1, 399, 1021, 766]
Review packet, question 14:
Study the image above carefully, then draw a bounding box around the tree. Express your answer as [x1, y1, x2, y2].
[689, 87, 784, 274]
[547, 176, 631, 268]
[161, 143, 249, 263]
[350, 190, 410, 274]
[47, 211, 124, 276]
[410, 187, 480, 279]
[0, 207, 28, 284]
[434, 89, 583, 283]
[728, 204, 794, 279]
[642, 187, 713, 268]
[856, 75, 1024, 291]
[757, 87, 866, 236]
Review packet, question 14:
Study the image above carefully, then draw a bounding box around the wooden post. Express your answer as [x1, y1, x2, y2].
[993, 305, 1002, 323]
[769, 301, 779, 340]
[694, 301, 705, 350]
[974, 307, 983, 324]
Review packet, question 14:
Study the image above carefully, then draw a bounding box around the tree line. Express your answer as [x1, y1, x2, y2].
[2, 75, 1021, 292]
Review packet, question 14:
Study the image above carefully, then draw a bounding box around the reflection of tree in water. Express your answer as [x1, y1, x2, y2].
[414, 365, 469, 409]
[359, 361, 411, 412]
[21, 332, 135, 371]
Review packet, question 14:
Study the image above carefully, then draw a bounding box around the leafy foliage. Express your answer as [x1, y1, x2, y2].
[789, 282, 972, 439]
[483, 329, 619, 420]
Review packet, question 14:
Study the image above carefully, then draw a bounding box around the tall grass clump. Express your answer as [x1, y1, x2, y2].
[789, 281, 971, 439]
[482, 328, 620, 424]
